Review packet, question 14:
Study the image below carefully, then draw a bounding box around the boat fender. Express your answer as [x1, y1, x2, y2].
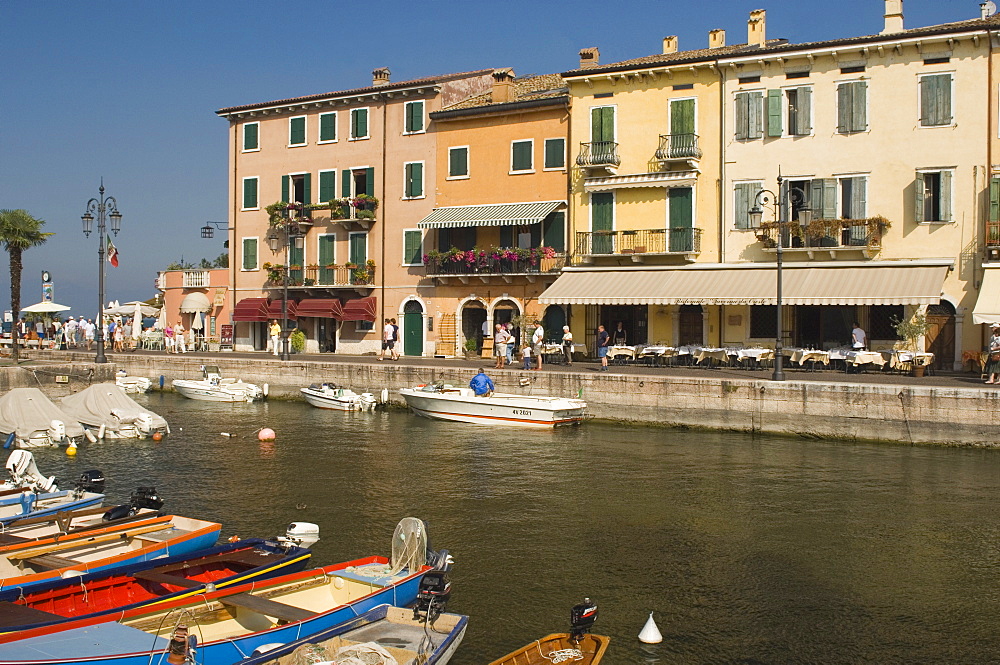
[84, 429, 97, 443]
[638, 612, 663, 644]
[97, 424, 106, 440]
[220, 432, 232, 437]
[159, 375, 165, 389]
[66, 443, 77, 456]
[262, 383, 269, 397]
[19, 490, 35, 515]
[251, 644, 285, 656]
[380, 388, 389, 404]
[2, 432, 14, 450]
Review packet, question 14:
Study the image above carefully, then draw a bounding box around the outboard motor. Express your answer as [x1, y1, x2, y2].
[6, 450, 57, 493]
[76, 469, 106, 495]
[102, 485, 163, 522]
[135, 413, 154, 436]
[47, 419, 66, 444]
[413, 569, 451, 624]
[569, 598, 599, 643]
[278, 522, 320, 549]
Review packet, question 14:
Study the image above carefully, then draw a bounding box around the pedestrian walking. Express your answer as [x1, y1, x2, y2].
[562, 325, 574, 365]
[269, 320, 281, 356]
[378, 319, 395, 360]
[175, 321, 186, 353]
[532, 320, 544, 370]
[390, 318, 400, 360]
[596, 324, 610, 371]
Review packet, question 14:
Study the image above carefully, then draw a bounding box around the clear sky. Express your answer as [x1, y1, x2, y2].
[0, 0, 976, 318]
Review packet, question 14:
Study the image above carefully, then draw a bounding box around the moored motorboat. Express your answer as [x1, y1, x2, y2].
[0, 388, 85, 448]
[301, 383, 378, 411]
[60, 384, 168, 439]
[0, 452, 106, 525]
[172, 364, 266, 402]
[399, 381, 587, 428]
[488, 599, 610, 665]
[115, 371, 152, 394]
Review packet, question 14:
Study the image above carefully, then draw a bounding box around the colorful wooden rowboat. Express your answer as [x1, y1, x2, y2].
[0, 555, 436, 665]
[488, 633, 611, 665]
[0, 537, 312, 633]
[0, 508, 167, 554]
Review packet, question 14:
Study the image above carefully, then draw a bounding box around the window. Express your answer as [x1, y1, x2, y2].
[242, 177, 259, 210]
[448, 146, 469, 178]
[590, 106, 615, 143]
[920, 73, 953, 127]
[343, 167, 375, 197]
[837, 81, 868, 133]
[350, 108, 369, 139]
[241, 237, 258, 271]
[734, 91, 763, 140]
[318, 234, 335, 272]
[542, 211, 565, 253]
[349, 232, 367, 266]
[288, 116, 306, 146]
[281, 173, 311, 205]
[733, 181, 763, 229]
[784, 87, 812, 136]
[750, 305, 777, 338]
[511, 140, 533, 172]
[590, 192, 614, 254]
[915, 170, 953, 222]
[404, 162, 424, 198]
[869, 305, 904, 340]
[404, 101, 424, 134]
[839, 176, 867, 219]
[403, 229, 423, 266]
[318, 112, 337, 143]
[318, 170, 337, 203]
[242, 122, 259, 152]
[439, 227, 476, 252]
[543, 138, 565, 169]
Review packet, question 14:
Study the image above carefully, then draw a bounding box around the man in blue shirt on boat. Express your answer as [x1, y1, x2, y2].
[470, 368, 494, 397]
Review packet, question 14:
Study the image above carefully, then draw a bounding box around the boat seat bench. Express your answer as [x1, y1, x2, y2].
[0, 600, 63, 628]
[131, 570, 203, 588]
[218, 592, 314, 623]
[22, 554, 83, 570]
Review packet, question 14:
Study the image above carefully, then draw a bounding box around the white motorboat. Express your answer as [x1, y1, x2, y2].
[301, 383, 378, 411]
[0, 388, 85, 449]
[115, 371, 152, 394]
[60, 384, 169, 439]
[399, 381, 587, 428]
[172, 365, 266, 402]
[0, 450, 107, 524]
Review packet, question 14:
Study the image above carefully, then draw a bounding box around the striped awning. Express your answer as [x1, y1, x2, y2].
[179, 292, 212, 313]
[418, 201, 564, 229]
[539, 262, 950, 306]
[583, 171, 698, 191]
[266, 299, 298, 319]
[231, 298, 270, 322]
[296, 299, 344, 319]
[341, 296, 377, 322]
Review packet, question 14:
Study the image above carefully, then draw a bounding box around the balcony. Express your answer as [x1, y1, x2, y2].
[326, 198, 378, 230]
[574, 228, 702, 263]
[987, 221, 1000, 262]
[576, 141, 620, 171]
[182, 271, 211, 288]
[655, 133, 702, 166]
[264, 265, 375, 292]
[755, 219, 885, 259]
[424, 250, 566, 284]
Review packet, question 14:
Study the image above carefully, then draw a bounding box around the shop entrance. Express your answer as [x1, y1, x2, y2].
[925, 302, 955, 371]
[678, 305, 703, 346]
[403, 301, 424, 357]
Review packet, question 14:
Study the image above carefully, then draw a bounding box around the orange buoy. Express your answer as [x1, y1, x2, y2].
[152, 432, 163, 442]
[258, 428, 276, 441]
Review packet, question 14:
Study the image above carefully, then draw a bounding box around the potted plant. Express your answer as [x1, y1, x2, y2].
[289, 328, 306, 353]
[463, 336, 479, 360]
[207, 337, 221, 352]
[893, 312, 933, 377]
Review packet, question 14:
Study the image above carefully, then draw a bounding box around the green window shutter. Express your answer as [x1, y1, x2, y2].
[289, 241, 304, 268]
[837, 83, 851, 134]
[319, 113, 336, 142]
[365, 167, 375, 197]
[810, 179, 825, 219]
[512, 141, 532, 171]
[243, 178, 258, 209]
[319, 171, 336, 202]
[795, 87, 812, 135]
[591, 107, 614, 142]
[670, 99, 695, 136]
[940, 170, 953, 221]
[767, 89, 783, 137]
[544, 139, 565, 169]
[542, 212, 565, 252]
[405, 102, 424, 133]
[939, 74, 953, 125]
[749, 91, 764, 139]
[403, 230, 422, 265]
[734, 183, 749, 229]
[349, 234, 367, 265]
[352, 108, 368, 137]
[242, 238, 257, 270]
[821, 178, 837, 219]
[914, 174, 925, 223]
[990, 177, 1000, 222]
[591, 192, 613, 232]
[302, 173, 312, 205]
[405, 163, 423, 198]
[853, 82, 867, 132]
[921, 75, 951, 126]
[243, 123, 258, 150]
[734, 93, 748, 140]
[668, 188, 693, 230]
[290, 117, 305, 145]
[318, 234, 335, 266]
[281, 175, 289, 203]
[851, 177, 867, 219]
[449, 147, 468, 176]
[342, 170, 352, 198]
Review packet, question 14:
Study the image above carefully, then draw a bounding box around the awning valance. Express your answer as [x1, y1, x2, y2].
[539, 263, 950, 306]
[341, 296, 377, 322]
[179, 292, 212, 313]
[418, 201, 564, 229]
[231, 298, 270, 322]
[266, 299, 298, 320]
[296, 299, 344, 319]
[972, 268, 1000, 325]
[583, 171, 698, 191]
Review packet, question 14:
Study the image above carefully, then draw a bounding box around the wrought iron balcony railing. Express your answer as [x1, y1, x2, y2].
[655, 133, 702, 161]
[265, 265, 374, 288]
[755, 220, 883, 251]
[576, 141, 621, 169]
[574, 228, 702, 256]
[424, 253, 566, 277]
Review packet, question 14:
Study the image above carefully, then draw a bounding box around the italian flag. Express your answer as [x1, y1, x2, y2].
[107, 235, 119, 267]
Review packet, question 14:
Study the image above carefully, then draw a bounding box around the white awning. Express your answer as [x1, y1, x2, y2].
[583, 171, 698, 191]
[179, 292, 212, 313]
[972, 268, 1000, 325]
[418, 201, 564, 228]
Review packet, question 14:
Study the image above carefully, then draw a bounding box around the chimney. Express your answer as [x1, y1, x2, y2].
[579, 47, 600, 69]
[492, 68, 515, 104]
[709, 29, 726, 49]
[747, 9, 766, 47]
[372, 67, 391, 87]
[662, 36, 678, 54]
[881, 0, 904, 34]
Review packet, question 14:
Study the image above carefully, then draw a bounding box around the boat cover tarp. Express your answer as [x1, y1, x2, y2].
[60, 383, 168, 432]
[0, 388, 85, 439]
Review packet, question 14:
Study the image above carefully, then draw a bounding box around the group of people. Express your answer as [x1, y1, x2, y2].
[162, 320, 189, 353]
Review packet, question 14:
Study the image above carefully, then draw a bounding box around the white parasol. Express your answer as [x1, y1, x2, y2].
[155, 306, 167, 330]
[191, 311, 205, 330]
[20, 301, 71, 313]
[131, 301, 143, 340]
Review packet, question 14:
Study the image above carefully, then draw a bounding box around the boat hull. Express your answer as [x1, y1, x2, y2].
[172, 380, 262, 402]
[399, 388, 586, 428]
[0, 492, 104, 526]
[488, 633, 611, 665]
[301, 387, 375, 411]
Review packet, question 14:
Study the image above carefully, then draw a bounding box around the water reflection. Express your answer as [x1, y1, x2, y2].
[24, 393, 1000, 664]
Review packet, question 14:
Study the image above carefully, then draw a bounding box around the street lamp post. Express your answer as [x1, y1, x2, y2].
[81, 182, 122, 364]
[266, 205, 307, 361]
[749, 175, 810, 382]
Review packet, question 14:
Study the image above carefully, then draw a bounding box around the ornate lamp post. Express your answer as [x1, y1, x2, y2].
[81, 182, 122, 364]
[266, 205, 306, 361]
[749, 174, 811, 382]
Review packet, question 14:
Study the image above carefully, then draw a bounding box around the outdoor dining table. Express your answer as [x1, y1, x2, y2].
[607, 345, 638, 364]
[883, 350, 935, 371]
[788, 348, 831, 367]
[638, 345, 676, 366]
[844, 350, 886, 371]
[694, 347, 730, 367]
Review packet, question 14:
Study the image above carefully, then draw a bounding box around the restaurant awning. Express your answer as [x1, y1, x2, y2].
[266, 299, 298, 319]
[179, 292, 212, 313]
[539, 262, 951, 306]
[418, 201, 564, 229]
[341, 296, 377, 322]
[231, 298, 270, 322]
[972, 268, 1000, 325]
[296, 299, 344, 319]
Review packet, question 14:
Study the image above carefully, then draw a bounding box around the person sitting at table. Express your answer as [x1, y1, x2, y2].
[985, 324, 1000, 384]
[470, 368, 495, 397]
[612, 321, 627, 346]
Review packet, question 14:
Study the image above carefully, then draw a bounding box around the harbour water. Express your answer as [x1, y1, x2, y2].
[28, 393, 1000, 664]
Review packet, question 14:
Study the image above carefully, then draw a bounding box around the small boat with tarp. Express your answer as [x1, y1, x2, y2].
[0, 388, 84, 449]
[60, 384, 168, 439]
[488, 598, 610, 665]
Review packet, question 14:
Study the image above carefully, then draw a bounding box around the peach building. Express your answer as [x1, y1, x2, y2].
[156, 268, 230, 344]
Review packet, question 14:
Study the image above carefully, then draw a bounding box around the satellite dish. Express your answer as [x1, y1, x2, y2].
[983, 1, 997, 17]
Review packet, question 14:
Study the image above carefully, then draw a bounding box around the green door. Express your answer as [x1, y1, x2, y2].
[288, 242, 304, 283]
[668, 188, 693, 252]
[669, 99, 696, 157]
[591, 192, 613, 254]
[591, 107, 615, 163]
[404, 310, 423, 356]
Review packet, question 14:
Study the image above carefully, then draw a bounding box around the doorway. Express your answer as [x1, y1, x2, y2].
[461, 301, 487, 353]
[542, 306, 566, 344]
[678, 305, 703, 346]
[492, 300, 521, 346]
[925, 302, 955, 371]
[317, 318, 336, 353]
[795, 306, 854, 349]
[600, 305, 648, 345]
[403, 300, 424, 357]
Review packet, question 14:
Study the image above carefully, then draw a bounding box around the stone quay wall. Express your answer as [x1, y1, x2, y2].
[0, 362, 117, 395]
[80, 354, 998, 447]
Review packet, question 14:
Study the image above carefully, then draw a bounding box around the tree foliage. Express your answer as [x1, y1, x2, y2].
[0, 209, 52, 362]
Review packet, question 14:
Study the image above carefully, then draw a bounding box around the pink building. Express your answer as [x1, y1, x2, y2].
[156, 268, 231, 344]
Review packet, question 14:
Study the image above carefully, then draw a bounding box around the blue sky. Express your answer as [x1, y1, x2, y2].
[0, 0, 975, 317]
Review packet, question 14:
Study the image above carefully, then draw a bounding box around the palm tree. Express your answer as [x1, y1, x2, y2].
[0, 209, 52, 363]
